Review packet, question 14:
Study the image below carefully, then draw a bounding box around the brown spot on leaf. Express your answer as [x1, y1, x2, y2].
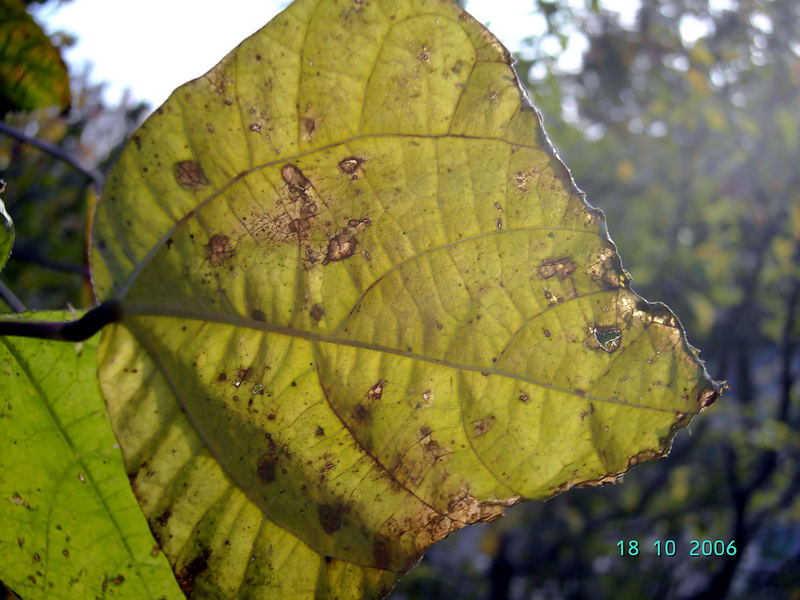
[338, 157, 363, 175]
[315, 425, 325, 437]
[626, 449, 664, 469]
[323, 232, 357, 264]
[288, 218, 311, 235]
[367, 380, 384, 400]
[318, 504, 344, 534]
[173, 160, 208, 190]
[699, 385, 721, 410]
[538, 257, 577, 280]
[281, 164, 310, 191]
[586, 325, 622, 353]
[372, 536, 392, 570]
[156, 510, 171, 526]
[176, 547, 211, 596]
[352, 402, 371, 425]
[310, 304, 324, 321]
[519, 391, 530, 403]
[472, 415, 496, 437]
[204, 233, 234, 266]
[256, 455, 276, 483]
[301, 117, 316, 141]
[251, 309, 266, 321]
[11, 493, 31, 509]
[347, 216, 372, 230]
[514, 167, 539, 191]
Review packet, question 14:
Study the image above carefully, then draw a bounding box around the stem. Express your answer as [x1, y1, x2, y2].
[0, 299, 122, 341]
[0, 279, 26, 312]
[12, 247, 88, 275]
[0, 121, 103, 184]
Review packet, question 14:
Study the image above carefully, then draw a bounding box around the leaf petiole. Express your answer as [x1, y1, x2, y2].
[0, 299, 122, 341]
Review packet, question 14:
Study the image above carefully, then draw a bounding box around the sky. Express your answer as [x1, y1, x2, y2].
[31, 0, 593, 110]
[29, 0, 724, 112]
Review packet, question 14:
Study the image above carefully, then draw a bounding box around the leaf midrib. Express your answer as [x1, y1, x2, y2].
[121, 303, 691, 415]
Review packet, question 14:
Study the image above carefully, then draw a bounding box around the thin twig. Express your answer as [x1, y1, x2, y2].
[0, 120, 103, 184]
[0, 279, 26, 312]
[12, 248, 88, 276]
[0, 299, 122, 341]
[779, 277, 799, 423]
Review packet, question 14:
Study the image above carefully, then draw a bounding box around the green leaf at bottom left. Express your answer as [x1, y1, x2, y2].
[0, 312, 182, 599]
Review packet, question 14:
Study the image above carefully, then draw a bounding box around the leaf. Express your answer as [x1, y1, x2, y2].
[0, 184, 11, 272]
[89, 0, 719, 597]
[0, 312, 182, 599]
[0, 0, 71, 114]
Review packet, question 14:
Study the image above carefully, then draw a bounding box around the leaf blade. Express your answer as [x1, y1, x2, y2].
[91, 0, 719, 597]
[0, 312, 182, 599]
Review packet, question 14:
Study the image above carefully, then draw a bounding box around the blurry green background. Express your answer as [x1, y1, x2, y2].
[1, 0, 798, 598]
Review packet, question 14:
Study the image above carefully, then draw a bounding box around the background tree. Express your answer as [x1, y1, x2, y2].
[395, 1, 800, 598]
[1, 0, 797, 598]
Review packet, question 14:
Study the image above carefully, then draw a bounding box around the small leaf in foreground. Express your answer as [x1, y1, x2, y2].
[90, 0, 719, 597]
[0, 312, 182, 599]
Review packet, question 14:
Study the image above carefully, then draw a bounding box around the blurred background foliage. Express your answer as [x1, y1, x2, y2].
[0, 0, 798, 599]
[396, 0, 800, 598]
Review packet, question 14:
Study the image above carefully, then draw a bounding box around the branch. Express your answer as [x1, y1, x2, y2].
[12, 247, 88, 276]
[0, 279, 26, 312]
[0, 120, 103, 184]
[779, 276, 799, 422]
[0, 300, 122, 341]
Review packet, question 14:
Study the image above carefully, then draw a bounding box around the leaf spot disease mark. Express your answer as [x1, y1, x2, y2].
[586, 325, 622, 353]
[310, 304, 324, 322]
[11, 493, 31, 509]
[347, 216, 372, 230]
[176, 547, 212, 596]
[256, 455, 276, 483]
[322, 231, 357, 264]
[514, 167, 539, 191]
[301, 116, 315, 141]
[204, 233, 235, 266]
[698, 387, 720, 410]
[367, 380, 384, 400]
[538, 257, 577, 280]
[418, 44, 431, 64]
[372, 536, 392, 570]
[318, 504, 345, 534]
[281, 164, 310, 191]
[338, 156, 365, 178]
[173, 160, 209, 189]
[472, 415, 496, 437]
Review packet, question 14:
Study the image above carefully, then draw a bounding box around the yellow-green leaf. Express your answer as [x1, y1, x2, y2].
[90, 0, 719, 597]
[0, 0, 71, 113]
[0, 312, 182, 599]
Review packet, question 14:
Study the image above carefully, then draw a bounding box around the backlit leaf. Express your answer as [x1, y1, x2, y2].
[90, 0, 719, 597]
